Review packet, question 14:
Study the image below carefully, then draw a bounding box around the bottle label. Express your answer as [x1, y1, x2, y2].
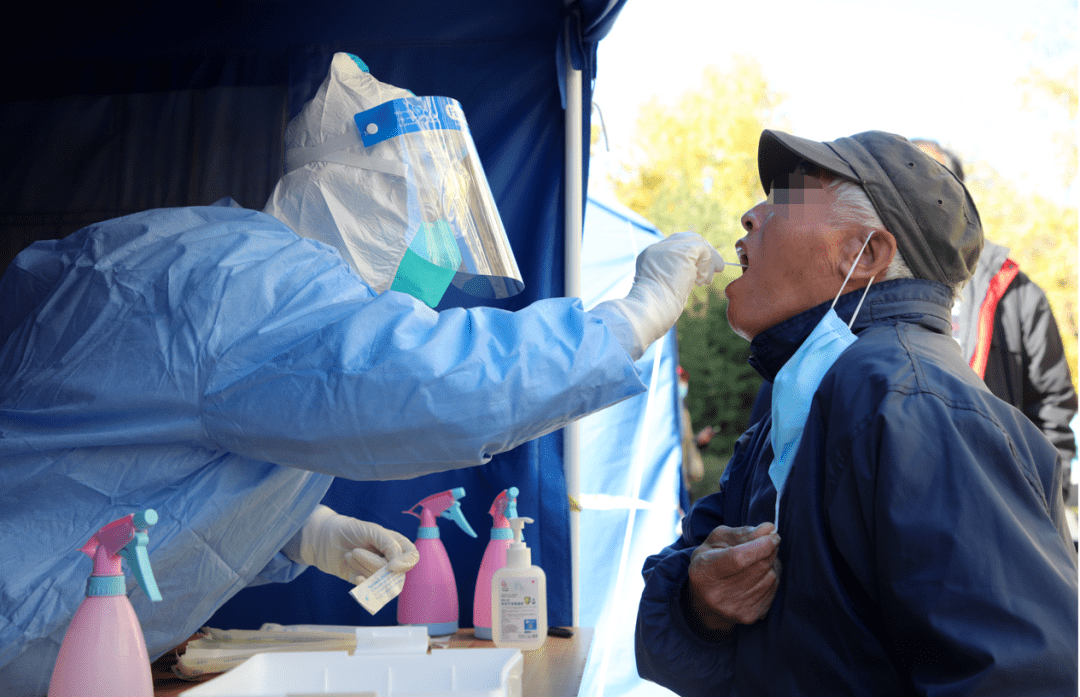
[497, 578, 541, 642]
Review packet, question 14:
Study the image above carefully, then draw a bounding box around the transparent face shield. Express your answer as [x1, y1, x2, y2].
[354, 97, 524, 307]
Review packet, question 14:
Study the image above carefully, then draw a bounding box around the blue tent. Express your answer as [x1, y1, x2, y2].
[0, 0, 685, 663]
[577, 192, 684, 697]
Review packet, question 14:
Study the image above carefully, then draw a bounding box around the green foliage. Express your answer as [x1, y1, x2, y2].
[1008, 21, 1078, 393]
[1019, 14, 1077, 190]
[677, 289, 762, 501]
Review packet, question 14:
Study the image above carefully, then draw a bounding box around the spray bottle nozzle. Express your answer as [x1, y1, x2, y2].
[488, 487, 519, 527]
[82, 510, 162, 602]
[404, 488, 477, 538]
[132, 510, 157, 530]
[118, 526, 162, 602]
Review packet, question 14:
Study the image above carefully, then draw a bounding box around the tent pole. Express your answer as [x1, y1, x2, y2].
[564, 47, 584, 630]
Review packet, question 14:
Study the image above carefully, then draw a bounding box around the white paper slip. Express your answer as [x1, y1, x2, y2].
[350, 564, 408, 614]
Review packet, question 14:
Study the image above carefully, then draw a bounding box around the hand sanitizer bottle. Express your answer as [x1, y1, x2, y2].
[490, 517, 547, 651]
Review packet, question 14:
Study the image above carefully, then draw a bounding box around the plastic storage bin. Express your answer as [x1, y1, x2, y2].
[179, 647, 523, 697]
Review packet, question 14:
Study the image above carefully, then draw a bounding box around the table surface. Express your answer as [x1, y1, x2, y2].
[151, 627, 593, 697]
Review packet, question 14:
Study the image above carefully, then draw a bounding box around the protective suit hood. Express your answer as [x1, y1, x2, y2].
[264, 53, 414, 295]
[264, 53, 523, 305]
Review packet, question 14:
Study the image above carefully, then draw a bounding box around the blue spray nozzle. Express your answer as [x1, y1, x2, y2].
[407, 488, 476, 538]
[132, 509, 158, 529]
[442, 500, 477, 538]
[85, 509, 162, 602]
[488, 487, 519, 527]
[506, 487, 519, 520]
[118, 529, 162, 602]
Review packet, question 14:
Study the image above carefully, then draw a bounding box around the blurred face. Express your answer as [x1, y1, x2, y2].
[725, 172, 850, 341]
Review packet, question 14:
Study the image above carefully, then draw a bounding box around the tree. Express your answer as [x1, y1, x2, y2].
[676, 288, 762, 502]
[1004, 6, 1078, 394]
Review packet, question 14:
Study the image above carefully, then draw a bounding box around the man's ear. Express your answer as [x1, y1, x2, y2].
[839, 229, 896, 284]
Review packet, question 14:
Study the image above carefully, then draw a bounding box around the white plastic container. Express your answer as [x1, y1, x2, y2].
[178, 647, 523, 697]
[490, 517, 547, 651]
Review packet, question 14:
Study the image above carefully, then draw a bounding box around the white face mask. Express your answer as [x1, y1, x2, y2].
[769, 232, 875, 526]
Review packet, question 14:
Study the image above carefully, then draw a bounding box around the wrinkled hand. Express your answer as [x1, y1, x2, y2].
[297, 505, 419, 584]
[687, 523, 781, 632]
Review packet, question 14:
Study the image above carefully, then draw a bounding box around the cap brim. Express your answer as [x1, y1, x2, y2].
[758, 130, 861, 194]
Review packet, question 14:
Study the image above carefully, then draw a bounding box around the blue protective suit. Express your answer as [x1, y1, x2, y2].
[0, 203, 644, 695]
[636, 280, 1078, 696]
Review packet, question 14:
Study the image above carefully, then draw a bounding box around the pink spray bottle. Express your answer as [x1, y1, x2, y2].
[48, 510, 163, 697]
[397, 487, 477, 636]
[472, 487, 518, 640]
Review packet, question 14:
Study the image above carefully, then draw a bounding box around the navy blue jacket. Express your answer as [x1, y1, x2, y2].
[637, 279, 1077, 696]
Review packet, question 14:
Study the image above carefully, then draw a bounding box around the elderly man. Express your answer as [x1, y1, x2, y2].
[636, 130, 1078, 696]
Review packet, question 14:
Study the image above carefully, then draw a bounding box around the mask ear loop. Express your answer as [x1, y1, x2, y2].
[829, 231, 876, 330]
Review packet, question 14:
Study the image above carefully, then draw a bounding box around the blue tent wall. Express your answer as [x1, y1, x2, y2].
[576, 193, 683, 697]
[0, 2, 635, 631]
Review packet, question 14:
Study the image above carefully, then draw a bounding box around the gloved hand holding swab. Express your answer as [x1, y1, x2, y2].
[587, 231, 730, 360]
[685, 233, 745, 272]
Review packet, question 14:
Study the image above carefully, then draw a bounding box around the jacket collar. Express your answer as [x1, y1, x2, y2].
[748, 278, 954, 382]
[961, 239, 1009, 307]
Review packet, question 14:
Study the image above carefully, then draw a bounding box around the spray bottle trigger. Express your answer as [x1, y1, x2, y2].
[443, 502, 478, 538]
[117, 512, 162, 602]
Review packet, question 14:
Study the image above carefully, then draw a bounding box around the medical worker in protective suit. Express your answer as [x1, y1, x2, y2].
[0, 53, 723, 695]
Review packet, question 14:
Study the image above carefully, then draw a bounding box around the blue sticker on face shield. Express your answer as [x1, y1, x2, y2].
[354, 97, 468, 148]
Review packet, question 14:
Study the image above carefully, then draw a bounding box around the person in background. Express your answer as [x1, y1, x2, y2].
[913, 139, 1078, 506]
[0, 53, 725, 696]
[677, 366, 706, 493]
[636, 129, 1077, 696]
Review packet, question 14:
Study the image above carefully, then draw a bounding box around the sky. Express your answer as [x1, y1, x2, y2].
[592, 0, 1077, 205]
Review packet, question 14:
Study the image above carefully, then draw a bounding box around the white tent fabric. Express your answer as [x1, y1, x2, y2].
[577, 192, 683, 697]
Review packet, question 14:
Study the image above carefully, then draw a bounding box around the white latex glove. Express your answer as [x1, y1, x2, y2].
[590, 232, 723, 360]
[284, 505, 419, 584]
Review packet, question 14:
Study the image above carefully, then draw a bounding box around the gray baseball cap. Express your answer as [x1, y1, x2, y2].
[758, 129, 983, 287]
